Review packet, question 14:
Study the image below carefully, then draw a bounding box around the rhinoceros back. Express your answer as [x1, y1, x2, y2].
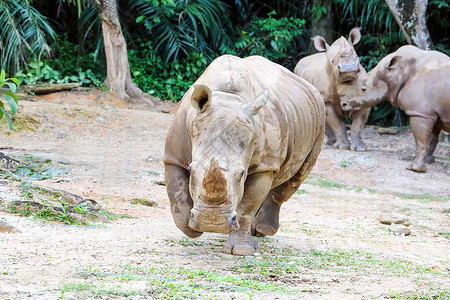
[243, 56, 325, 185]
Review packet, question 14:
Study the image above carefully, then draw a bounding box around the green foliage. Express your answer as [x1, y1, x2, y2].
[0, 69, 19, 129]
[0, 0, 55, 74]
[131, 0, 230, 62]
[312, 2, 327, 20]
[15, 37, 104, 86]
[222, 11, 306, 69]
[0, 155, 67, 183]
[128, 41, 208, 101]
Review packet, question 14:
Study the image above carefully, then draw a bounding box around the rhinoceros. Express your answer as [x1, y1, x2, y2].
[339, 45, 450, 172]
[164, 55, 325, 255]
[294, 28, 370, 151]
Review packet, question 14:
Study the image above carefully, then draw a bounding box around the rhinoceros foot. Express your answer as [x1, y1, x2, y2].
[350, 142, 367, 152]
[255, 224, 277, 236]
[424, 155, 435, 164]
[334, 142, 350, 150]
[407, 162, 426, 173]
[223, 232, 259, 256]
[180, 226, 203, 238]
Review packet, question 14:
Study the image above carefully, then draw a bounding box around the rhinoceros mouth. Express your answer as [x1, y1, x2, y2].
[189, 208, 239, 233]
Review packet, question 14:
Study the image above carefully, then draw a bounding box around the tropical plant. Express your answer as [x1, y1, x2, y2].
[131, 0, 231, 62]
[0, 69, 20, 129]
[0, 0, 55, 75]
[222, 11, 306, 69]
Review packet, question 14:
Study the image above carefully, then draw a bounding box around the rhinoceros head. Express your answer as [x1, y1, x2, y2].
[339, 55, 402, 111]
[313, 27, 362, 82]
[187, 84, 269, 234]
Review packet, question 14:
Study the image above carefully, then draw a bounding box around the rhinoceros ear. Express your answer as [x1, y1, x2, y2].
[191, 85, 212, 111]
[348, 27, 361, 45]
[243, 89, 269, 117]
[387, 55, 402, 70]
[312, 36, 330, 52]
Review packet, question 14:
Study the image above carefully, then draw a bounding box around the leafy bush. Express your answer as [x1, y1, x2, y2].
[0, 70, 19, 129]
[129, 41, 208, 101]
[222, 11, 306, 69]
[15, 37, 104, 87]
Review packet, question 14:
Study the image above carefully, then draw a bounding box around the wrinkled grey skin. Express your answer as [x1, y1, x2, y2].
[164, 55, 325, 255]
[339, 45, 450, 172]
[294, 28, 370, 151]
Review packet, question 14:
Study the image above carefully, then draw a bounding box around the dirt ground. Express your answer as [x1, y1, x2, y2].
[0, 89, 449, 299]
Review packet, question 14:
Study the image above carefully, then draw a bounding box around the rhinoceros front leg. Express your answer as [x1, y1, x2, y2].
[407, 116, 436, 172]
[164, 164, 203, 238]
[325, 105, 350, 150]
[349, 107, 370, 151]
[223, 172, 274, 256]
[325, 123, 337, 145]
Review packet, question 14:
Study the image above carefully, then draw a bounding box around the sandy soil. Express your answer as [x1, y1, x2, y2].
[0, 89, 449, 299]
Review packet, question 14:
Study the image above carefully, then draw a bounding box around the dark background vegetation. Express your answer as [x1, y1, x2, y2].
[1, 0, 449, 126]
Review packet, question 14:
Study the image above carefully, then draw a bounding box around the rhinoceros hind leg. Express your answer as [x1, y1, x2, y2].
[425, 126, 441, 164]
[407, 117, 437, 173]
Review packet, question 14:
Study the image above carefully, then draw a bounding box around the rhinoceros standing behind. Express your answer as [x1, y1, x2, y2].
[339, 45, 450, 172]
[294, 28, 370, 151]
[164, 55, 325, 255]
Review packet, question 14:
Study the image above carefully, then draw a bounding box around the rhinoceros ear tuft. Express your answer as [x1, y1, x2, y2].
[387, 55, 402, 70]
[311, 36, 329, 52]
[348, 27, 361, 45]
[244, 89, 269, 117]
[191, 85, 212, 111]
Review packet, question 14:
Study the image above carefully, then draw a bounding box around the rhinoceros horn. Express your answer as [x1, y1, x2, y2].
[201, 157, 227, 201]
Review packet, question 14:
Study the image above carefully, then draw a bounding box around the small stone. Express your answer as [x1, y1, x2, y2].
[379, 213, 410, 226]
[0, 220, 21, 233]
[390, 224, 411, 236]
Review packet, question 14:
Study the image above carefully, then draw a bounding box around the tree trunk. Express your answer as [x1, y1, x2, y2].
[309, 0, 334, 53]
[385, 0, 434, 50]
[99, 0, 158, 105]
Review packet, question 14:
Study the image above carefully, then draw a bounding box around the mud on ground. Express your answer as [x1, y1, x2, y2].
[0, 89, 449, 299]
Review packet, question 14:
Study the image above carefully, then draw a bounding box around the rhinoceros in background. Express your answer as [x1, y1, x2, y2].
[164, 55, 325, 255]
[294, 28, 370, 151]
[339, 45, 450, 172]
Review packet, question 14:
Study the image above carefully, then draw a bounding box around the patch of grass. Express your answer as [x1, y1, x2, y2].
[339, 160, 350, 167]
[386, 289, 450, 299]
[295, 189, 306, 194]
[399, 193, 449, 202]
[164, 237, 205, 247]
[130, 198, 158, 207]
[61, 282, 140, 299]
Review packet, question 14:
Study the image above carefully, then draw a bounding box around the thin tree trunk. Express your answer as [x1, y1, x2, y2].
[99, 0, 158, 105]
[385, 0, 434, 50]
[309, 0, 334, 53]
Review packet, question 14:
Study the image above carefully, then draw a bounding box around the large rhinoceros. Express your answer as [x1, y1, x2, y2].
[164, 55, 325, 255]
[294, 28, 370, 151]
[339, 45, 450, 172]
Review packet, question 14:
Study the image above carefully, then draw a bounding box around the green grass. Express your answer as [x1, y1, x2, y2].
[399, 193, 450, 202]
[339, 160, 350, 167]
[387, 289, 450, 299]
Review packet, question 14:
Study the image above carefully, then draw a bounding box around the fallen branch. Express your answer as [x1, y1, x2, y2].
[21, 83, 81, 94]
